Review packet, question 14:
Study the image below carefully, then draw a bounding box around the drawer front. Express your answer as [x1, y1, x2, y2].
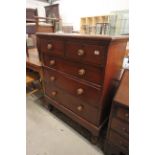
[109, 130, 129, 151]
[104, 141, 129, 155]
[44, 68, 102, 108]
[44, 84, 99, 125]
[111, 118, 129, 138]
[43, 55, 103, 85]
[40, 38, 64, 56]
[66, 42, 106, 65]
[116, 106, 129, 122]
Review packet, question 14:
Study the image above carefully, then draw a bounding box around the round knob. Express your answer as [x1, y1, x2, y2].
[50, 76, 56, 81]
[51, 91, 57, 97]
[77, 49, 84, 56]
[76, 88, 84, 95]
[77, 105, 83, 111]
[94, 50, 100, 55]
[78, 69, 85, 76]
[47, 43, 53, 50]
[50, 60, 55, 65]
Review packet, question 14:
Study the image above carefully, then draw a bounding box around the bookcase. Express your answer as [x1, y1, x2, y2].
[80, 15, 111, 35]
[110, 10, 129, 35]
[80, 10, 129, 35]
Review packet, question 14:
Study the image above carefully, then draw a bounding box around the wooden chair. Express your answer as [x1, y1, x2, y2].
[26, 8, 60, 33]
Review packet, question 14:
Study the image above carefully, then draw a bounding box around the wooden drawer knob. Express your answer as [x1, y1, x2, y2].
[50, 60, 55, 65]
[78, 69, 85, 76]
[77, 105, 83, 111]
[94, 50, 100, 55]
[77, 49, 84, 56]
[47, 43, 53, 50]
[76, 88, 84, 95]
[50, 76, 56, 81]
[51, 91, 57, 97]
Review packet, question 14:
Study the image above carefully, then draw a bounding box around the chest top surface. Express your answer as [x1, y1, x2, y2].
[36, 32, 128, 41]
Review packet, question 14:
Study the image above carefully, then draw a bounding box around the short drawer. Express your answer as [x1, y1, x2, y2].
[44, 68, 102, 108]
[42, 55, 103, 86]
[44, 85, 99, 125]
[111, 118, 129, 138]
[116, 106, 129, 122]
[40, 38, 64, 56]
[109, 130, 129, 151]
[66, 42, 107, 66]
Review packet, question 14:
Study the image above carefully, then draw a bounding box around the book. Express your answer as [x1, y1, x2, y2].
[96, 23, 102, 34]
[101, 23, 110, 35]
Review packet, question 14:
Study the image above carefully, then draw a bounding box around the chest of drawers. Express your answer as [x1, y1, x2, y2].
[104, 70, 129, 154]
[37, 33, 128, 142]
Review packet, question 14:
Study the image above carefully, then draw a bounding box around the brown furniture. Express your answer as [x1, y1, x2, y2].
[26, 48, 42, 95]
[26, 7, 59, 33]
[26, 8, 42, 93]
[26, 5, 60, 94]
[26, 8, 38, 23]
[26, 8, 42, 75]
[26, 5, 60, 76]
[26, 48, 42, 74]
[104, 70, 129, 155]
[37, 33, 128, 142]
[26, 69, 41, 95]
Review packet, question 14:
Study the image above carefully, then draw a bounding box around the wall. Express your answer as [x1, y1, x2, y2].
[59, 0, 129, 31]
[26, 0, 129, 31]
[26, 0, 49, 17]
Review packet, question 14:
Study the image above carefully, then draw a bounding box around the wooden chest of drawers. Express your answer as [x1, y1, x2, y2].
[37, 33, 128, 141]
[104, 70, 129, 154]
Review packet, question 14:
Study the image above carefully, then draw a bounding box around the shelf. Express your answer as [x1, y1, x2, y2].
[80, 15, 112, 35]
[80, 11, 129, 35]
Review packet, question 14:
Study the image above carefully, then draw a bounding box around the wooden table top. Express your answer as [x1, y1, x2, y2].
[114, 70, 129, 107]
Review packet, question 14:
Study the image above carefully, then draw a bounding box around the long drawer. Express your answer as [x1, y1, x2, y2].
[42, 54, 103, 86]
[44, 84, 99, 125]
[43, 67, 102, 108]
[109, 130, 129, 151]
[111, 118, 129, 138]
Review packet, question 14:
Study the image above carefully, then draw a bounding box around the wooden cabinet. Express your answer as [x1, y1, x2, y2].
[104, 70, 129, 154]
[37, 33, 128, 141]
